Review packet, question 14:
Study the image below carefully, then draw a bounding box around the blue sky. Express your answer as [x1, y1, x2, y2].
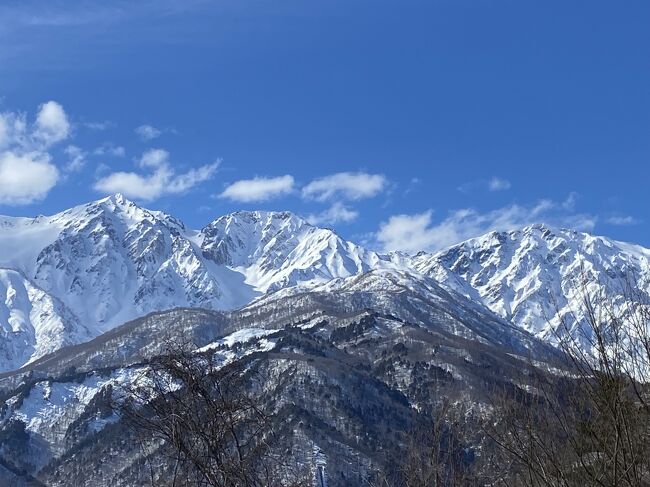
[0, 0, 648, 252]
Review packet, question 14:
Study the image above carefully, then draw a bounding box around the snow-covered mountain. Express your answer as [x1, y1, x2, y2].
[0, 268, 92, 371]
[413, 224, 650, 347]
[1, 196, 649, 485]
[0, 195, 225, 368]
[0, 195, 396, 370]
[200, 210, 395, 292]
[0, 195, 648, 372]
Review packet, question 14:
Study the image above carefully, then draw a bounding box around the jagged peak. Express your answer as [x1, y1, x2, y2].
[96, 192, 136, 207]
[520, 222, 575, 236]
[201, 210, 340, 249]
[434, 223, 586, 253]
[520, 222, 554, 232]
[480, 223, 560, 239]
[36, 193, 144, 221]
[54, 193, 187, 230]
[427, 223, 650, 267]
[207, 209, 309, 228]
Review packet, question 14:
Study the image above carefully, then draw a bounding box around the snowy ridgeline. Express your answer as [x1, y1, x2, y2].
[0, 193, 648, 371]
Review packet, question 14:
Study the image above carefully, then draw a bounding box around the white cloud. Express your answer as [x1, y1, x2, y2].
[139, 148, 169, 168]
[135, 124, 162, 141]
[64, 145, 86, 172]
[562, 191, 579, 210]
[376, 196, 597, 253]
[0, 111, 28, 150]
[302, 172, 386, 202]
[377, 211, 440, 254]
[84, 121, 113, 131]
[606, 215, 639, 226]
[0, 101, 70, 151]
[34, 101, 70, 146]
[0, 101, 70, 205]
[307, 202, 359, 226]
[94, 169, 170, 202]
[94, 149, 219, 201]
[0, 151, 59, 205]
[93, 143, 125, 157]
[168, 163, 221, 193]
[488, 177, 511, 191]
[219, 175, 295, 202]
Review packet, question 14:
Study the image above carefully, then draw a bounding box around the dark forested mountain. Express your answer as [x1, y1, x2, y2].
[0, 269, 565, 485]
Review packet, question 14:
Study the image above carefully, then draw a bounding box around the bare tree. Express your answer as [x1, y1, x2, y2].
[485, 270, 650, 486]
[116, 336, 310, 487]
[370, 399, 479, 487]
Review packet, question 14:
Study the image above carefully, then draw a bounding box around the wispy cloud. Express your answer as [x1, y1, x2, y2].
[458, 176, 511, 193]
[0, 1, 219, 69]
[135, 124, 162, 141]
[0, 1, 211, 29]
[606, 215, 639, 226]
[375, 194, 597, 253]
[307, 202, 359, 226]
[488, 177, 511, 191]
[94, 148, 219, 201]
[218, 175, 295, 203]
[302, 172, 386, 202]
[93, 143, 125, 157]
[64, 145, 86, 172]
[84, 120, 113, 131]
[562, 191, 579, 210]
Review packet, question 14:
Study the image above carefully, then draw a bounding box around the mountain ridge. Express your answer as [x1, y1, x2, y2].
[0, 193, 648, 371]
[0, 194, 396, 370]
[415, 223, 650, 349]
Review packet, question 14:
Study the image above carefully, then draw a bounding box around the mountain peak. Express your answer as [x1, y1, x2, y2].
[443, 223, 584, 252]
[92, 192, 143, 212]
[214, 209, 309, 227]
[417, 220, 650, 346]
[522, 222, 554, 231]
[100, 192, 133, 206]
[520, 222, 572, 237]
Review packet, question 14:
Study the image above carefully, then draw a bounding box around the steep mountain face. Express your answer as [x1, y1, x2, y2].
[0, 195, 394, 371]
[0, 195, 231, 369]
[30, 195, 227, 328]
[201, 210, 394, 292]
[0, 271, 563, 486]
[0, 269, 91, 371]
[1, 195, 648, 372]
[413, 224, 650, 346]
